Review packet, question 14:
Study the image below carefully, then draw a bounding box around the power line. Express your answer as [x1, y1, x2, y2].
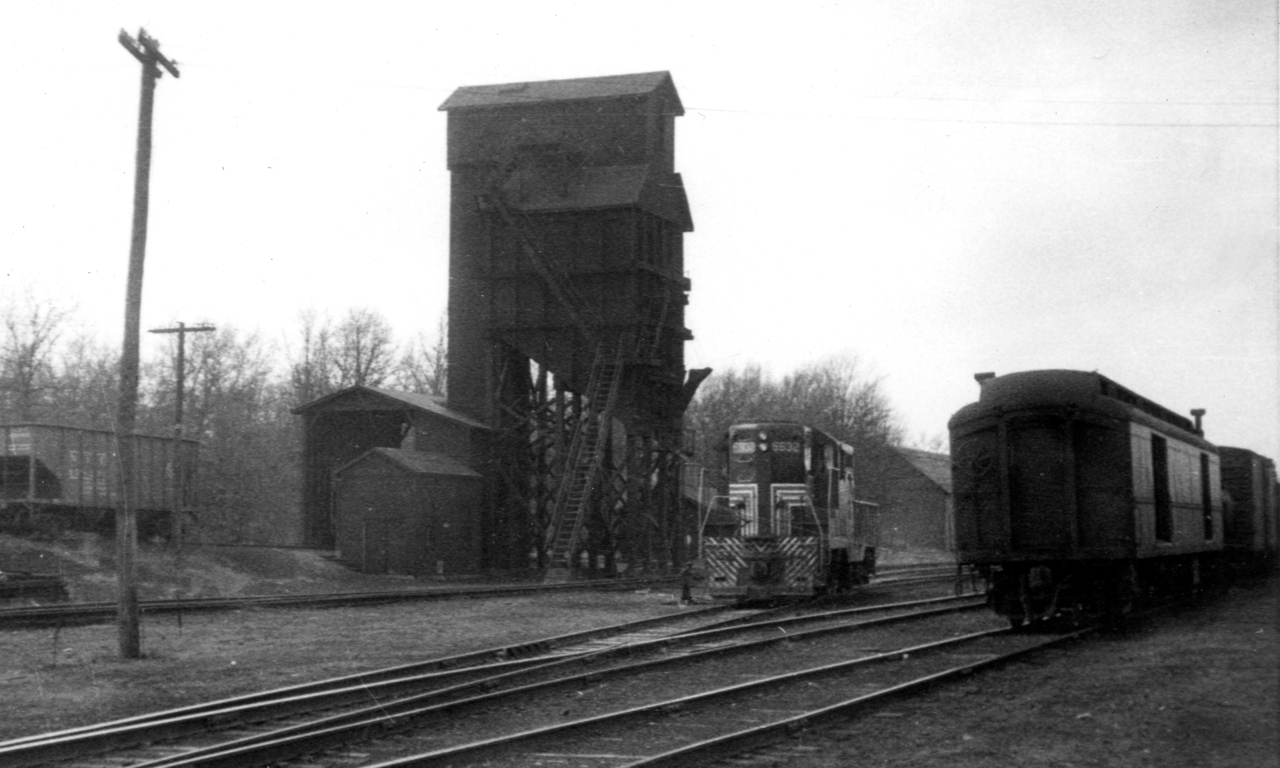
[685, 106, 1276, 129]
[835, 92, 1277, 107]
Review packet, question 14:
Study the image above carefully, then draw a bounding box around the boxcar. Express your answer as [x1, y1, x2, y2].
[1219, 446, 1279, 573]
[949, 370, 1222, 626]
[0, 423, 197, 536]
[701, 422, 877, 600]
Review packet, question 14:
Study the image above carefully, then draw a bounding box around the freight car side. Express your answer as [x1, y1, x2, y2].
[0, 423, 196, 535]
[1220, 446, 1279, 572]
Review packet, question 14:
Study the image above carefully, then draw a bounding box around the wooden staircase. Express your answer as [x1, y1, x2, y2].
[479, 147, 630, 581]
[543, 343, 625, 579]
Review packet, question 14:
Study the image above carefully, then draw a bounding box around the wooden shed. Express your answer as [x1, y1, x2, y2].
[333, 447, 484, 576]
[293, 386, 491, 549]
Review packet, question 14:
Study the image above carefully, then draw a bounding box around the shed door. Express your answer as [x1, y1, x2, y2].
[363, 518, 404, 574]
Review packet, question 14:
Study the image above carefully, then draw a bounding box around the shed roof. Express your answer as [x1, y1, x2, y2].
[439, 71, 682, 113]
[291, 386, 491, 430]
[897, 448, 953, 494]
[337, 447, 482, 479]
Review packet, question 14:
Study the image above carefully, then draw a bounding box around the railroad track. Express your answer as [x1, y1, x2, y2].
[872, 563, 978, 588]
[868, 564, 987, 603]
[0, 577, 676, 630]
[593, 627, 1094, 768]
[0, 599, 764, 768]
[347, 611, 1086, 767]
[0, 592, 986, 767]
[0, 564, 981, 632]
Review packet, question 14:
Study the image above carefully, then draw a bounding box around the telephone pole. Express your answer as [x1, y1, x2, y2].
[149, 322, 215, 547]
[116, 28, 179, 660]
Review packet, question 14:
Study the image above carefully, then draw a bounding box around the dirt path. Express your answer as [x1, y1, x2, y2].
[785, 575, 1279, 767]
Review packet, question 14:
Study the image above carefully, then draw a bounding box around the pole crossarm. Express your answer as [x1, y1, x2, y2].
[149, 324, 216, 335]
[118, 28, 180, 78]
[148, 323, 215, 543]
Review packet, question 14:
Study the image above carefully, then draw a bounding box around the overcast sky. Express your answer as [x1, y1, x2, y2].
[2, 1, 1276, 459]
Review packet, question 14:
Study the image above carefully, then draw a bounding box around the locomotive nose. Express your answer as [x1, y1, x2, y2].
[740, 540, 784, 587]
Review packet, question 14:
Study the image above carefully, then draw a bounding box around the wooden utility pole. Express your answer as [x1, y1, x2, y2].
[116, 28, 179, 660]
[149, 322, 215, 547]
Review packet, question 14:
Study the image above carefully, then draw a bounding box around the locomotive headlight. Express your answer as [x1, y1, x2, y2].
[758, 442, 768, 452]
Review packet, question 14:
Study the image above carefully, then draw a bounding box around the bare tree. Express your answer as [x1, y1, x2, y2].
[0, 290, 74, 420]
[51, 334, 119, 430]
[331, 308, 396, 389]
[159, 327, 299, 543]
[286, 310, 336, 405]
[683, 363, 772, 464]
[684, 354, 905, 501]
[773, 355, 903, 448]
[394, 314, 447, 397]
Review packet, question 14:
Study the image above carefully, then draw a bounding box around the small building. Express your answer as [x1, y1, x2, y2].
[333, 448, 483, 576]
[293, 386, 492, 550]
[874, 447, 954, 559]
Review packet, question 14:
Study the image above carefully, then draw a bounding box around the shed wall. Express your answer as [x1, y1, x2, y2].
[334, 457, 483, 576]
[878, 480, 952, 553]
[300, 410, 409, 547]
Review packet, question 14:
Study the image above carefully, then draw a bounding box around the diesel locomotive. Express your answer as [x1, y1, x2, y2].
[950, 369, 1277, 627]
[700, 422, 877, 600]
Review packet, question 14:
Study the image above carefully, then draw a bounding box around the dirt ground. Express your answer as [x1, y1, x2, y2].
[2, 537, 1275, 766]
[0, 533, 486, 603]
[793, 574, 1279, 768]
[0, 587, 694, 740]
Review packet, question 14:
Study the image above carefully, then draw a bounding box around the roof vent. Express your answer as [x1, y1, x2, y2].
[1190, 408, 1205, 434]
[974, 372, 996, 385]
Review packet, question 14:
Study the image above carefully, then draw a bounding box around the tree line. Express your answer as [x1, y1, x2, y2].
[0, 291, 445, 543]
[3, 289, 936, 547]
[682, 355, 924, 509]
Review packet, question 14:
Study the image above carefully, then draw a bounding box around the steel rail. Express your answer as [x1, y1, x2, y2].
[0, 602, 734, 764]
[627, 625, 1098, 767]
[357, 624, 1049, 768]
[0, 577, 675, 629]
[103, 597, 986, 768]
[873, 563, 958, 574]
[873, 573, 963, 587]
